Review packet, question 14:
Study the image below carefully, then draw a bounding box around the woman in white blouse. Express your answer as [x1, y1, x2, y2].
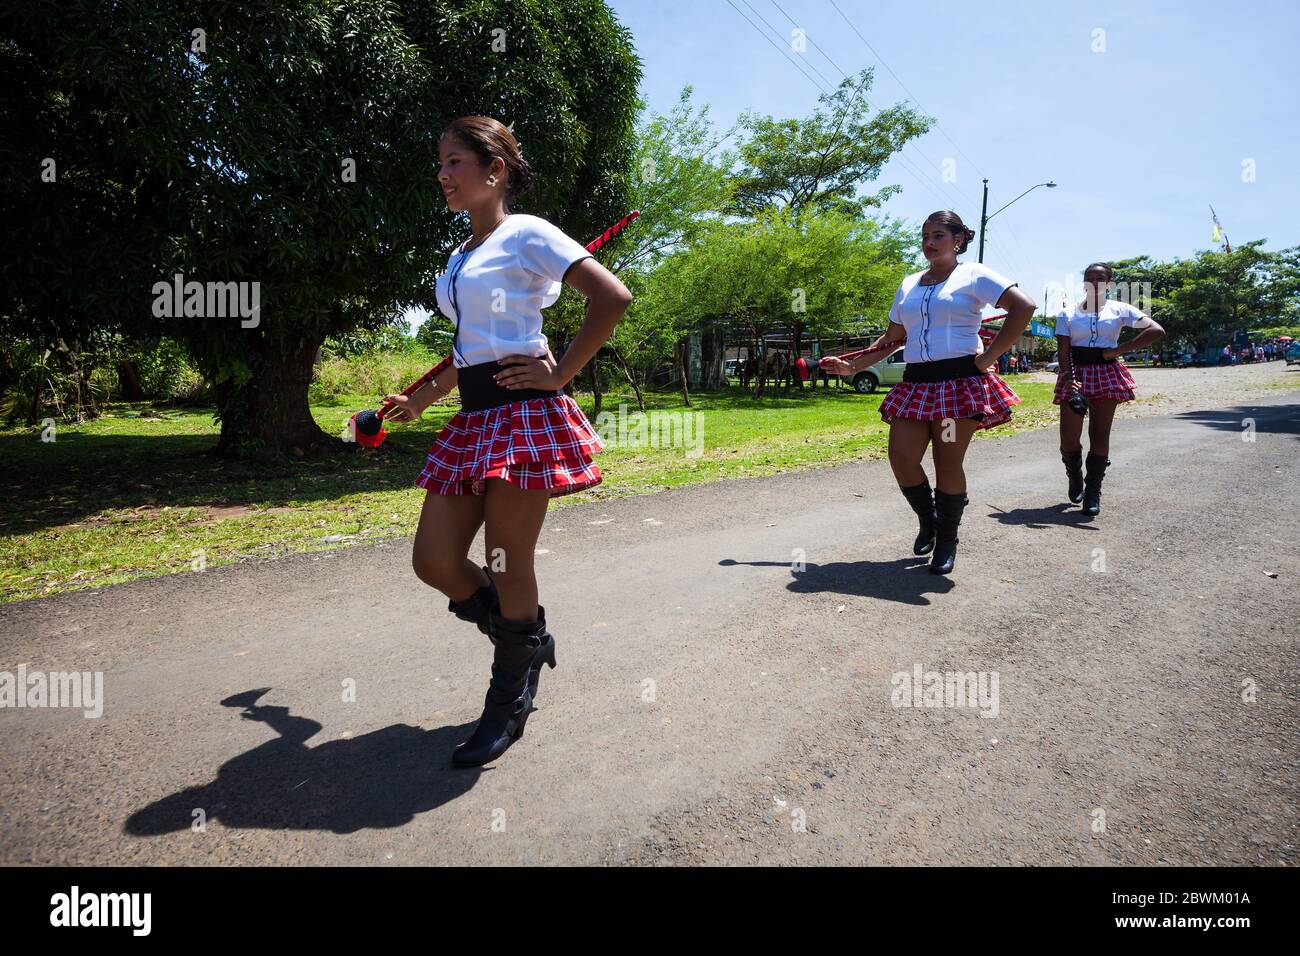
[822, 211, 1035, 575]
[1055, 262, 1165, 516]
[383, 116, 632, 767]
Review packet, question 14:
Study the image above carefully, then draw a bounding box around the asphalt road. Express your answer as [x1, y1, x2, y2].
[2, 387, 1297, 865]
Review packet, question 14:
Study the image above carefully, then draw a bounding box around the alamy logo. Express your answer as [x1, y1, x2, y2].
[0, 666, 103, 718]
[152, 273, 260, 328]
[49, 886, 151, 935]
[592, 403, 704, 458]
[890, 663, 999, 718]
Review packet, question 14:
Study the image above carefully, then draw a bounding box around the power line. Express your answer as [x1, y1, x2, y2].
[827, 0, 988, 181]
[725, 0, 831, 96]
[769, 0, 982, 211]
[740, 0, 839, 92]
[728, 0, 997, 260]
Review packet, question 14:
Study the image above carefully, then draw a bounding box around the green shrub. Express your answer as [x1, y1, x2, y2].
[309, 348, 441, 404]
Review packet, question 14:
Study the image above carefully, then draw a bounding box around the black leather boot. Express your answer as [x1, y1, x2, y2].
[447, 568, 498, 636]
[899, 479, 937, 555]
[929, 490, 968, 575]
[526, 605, 558, 701]
[452, 613, 548, 768]
[1061, 450, 1085, 504]
[449, 570, 556, 701]
[1081, 453, 1109, 517]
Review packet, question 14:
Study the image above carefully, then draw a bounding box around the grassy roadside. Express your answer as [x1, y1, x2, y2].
[3, 379, 1062, 604]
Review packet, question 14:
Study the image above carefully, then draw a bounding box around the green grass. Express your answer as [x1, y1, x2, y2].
[1, 380, 1060, 604]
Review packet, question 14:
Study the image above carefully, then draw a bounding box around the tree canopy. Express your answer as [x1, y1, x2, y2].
[1, 0, 640, 457]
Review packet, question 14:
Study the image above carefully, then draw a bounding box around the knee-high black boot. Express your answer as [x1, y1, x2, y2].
[1081, 453, 1109, 517]
[448, 569, 556, 700]
[447, 568, 498, 636]
[930, 490, 968, 575]
[452, 612, 550, 768]
[1062, 450, 1084, 504]
[899, 479, 937, 555]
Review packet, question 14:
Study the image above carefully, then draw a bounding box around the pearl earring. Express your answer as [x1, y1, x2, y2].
[487, 175, 497, 187]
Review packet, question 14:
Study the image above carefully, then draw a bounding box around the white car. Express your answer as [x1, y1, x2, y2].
[852, 347, 906, 394]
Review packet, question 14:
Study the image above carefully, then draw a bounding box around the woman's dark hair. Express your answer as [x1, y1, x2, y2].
[1084, 261, 1114, 279]
[924, 210, 977, 254]
[441, 116, 536, 208]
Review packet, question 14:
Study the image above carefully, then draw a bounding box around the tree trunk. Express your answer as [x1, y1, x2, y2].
[213, 336, 332, 459]
[117, 360, 146, 401]
[611, 346, 645, 412]
[674, 338, 691, 408]
[587, 355, 603, 418]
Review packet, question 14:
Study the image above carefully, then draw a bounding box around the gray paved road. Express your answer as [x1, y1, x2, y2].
[1, 393, 1296, 865]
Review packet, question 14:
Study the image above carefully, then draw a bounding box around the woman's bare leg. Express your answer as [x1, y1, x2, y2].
[888, 419, 932, 487]
[929, 417, 981, 495]
[483, 478, 552, 621]
[411, 490, 488, 603]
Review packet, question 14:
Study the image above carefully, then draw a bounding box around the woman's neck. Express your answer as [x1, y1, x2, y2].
[466, 202, 510, 247]
[925, 258, 957, 279]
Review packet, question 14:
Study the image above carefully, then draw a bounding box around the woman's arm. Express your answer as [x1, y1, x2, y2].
[384, 363, 459, 423]
[821, 322, 906, 376]
[1104, 317, 1166, 360]
[495, 257, 632, 390]
[1056, 335, 1074, 379]
[975, 286, 1035, 373]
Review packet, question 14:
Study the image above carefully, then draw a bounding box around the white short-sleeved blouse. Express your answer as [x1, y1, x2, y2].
[888, 263, 1016, 363]
[434, 214, 592, 367]
[1055, 301, 1153, 348]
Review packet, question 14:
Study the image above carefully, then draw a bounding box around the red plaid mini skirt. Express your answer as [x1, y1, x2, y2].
[415, 394, 604, 497]
[1053, 361, 1137, 404]
[879, 372, 1020, 430]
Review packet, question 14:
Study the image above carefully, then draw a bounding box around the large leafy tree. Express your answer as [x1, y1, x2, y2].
[642, 208, 908, 397]
[730, 69, 932, 217]
[1112, 242, 1299, 346]
[1, 0, 639, 458]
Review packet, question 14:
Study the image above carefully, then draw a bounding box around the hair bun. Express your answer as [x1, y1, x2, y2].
[509, 156, 536, 201]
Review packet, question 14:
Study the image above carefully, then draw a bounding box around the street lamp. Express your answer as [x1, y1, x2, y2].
[978, 179, 1057, 263]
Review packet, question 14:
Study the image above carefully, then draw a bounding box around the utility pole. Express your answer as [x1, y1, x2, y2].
[978, 179, 989, 264]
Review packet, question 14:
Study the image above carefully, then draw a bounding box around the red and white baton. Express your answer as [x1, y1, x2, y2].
[347, 210, 640, 447]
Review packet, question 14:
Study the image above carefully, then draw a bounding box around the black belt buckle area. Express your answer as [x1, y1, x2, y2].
[903, 354, 981, 383]
[1071, 346, 1115, 365]
[457, 361, 562, 412]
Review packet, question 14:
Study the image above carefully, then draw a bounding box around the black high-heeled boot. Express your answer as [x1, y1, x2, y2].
[1061, 450, 1085, 504]
[1081, 453, 1109, 517]
[448, 571, 556, 702]
[899, 479, 937, 555]
[452, 613, 548, 768]
[526, 605, 558, 701]
[447, 568, 498, 636]
[929, 490, 968, 575]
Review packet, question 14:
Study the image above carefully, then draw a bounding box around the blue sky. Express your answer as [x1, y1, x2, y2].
[606, 0, 1299, 317]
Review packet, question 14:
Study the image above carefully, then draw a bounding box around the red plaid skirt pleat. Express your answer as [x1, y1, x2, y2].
[415, 394, 604, 497]
[879, 372, 1020, 430]
[1053, 361, 1137, 404]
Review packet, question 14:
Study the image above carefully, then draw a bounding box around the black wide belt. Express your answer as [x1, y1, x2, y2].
[1070, 346, 1115, 365]
[457, 360, 562, 412]
[903, 354, 981, 383]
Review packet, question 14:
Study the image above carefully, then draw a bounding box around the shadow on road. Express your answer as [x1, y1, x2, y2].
[719, 556, 954, 605]
[1175, 402, 1300, 438]
[986, 502, 1101, 530]
[124, 689, 482, 837]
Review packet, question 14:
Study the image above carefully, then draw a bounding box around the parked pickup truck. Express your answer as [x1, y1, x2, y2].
[851, 347, 906, 394]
